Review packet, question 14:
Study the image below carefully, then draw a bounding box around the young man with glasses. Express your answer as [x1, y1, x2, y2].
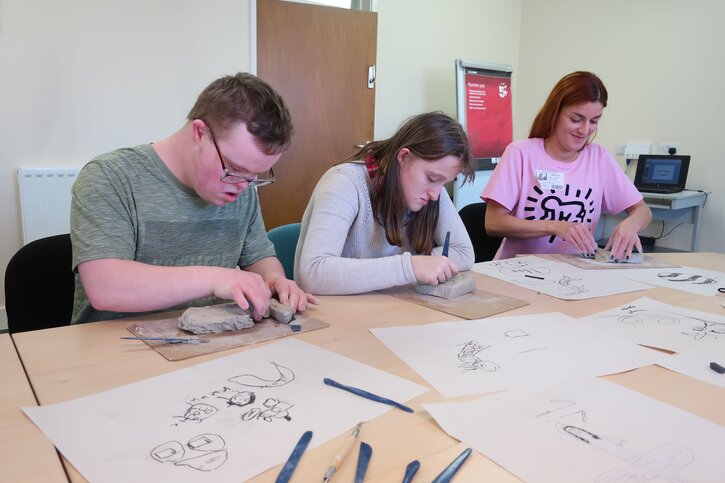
[70, 73, 318, 324]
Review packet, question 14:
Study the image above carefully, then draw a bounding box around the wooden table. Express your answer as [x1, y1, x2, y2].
[0, 333, 68, 482]
[11, 252, 725, 482]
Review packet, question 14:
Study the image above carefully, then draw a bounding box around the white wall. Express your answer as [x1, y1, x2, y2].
[374, 0, 523, 138]
[2, 0, 723, 320]
[517, 0, 725, 252]
[0, 0, 252, 314]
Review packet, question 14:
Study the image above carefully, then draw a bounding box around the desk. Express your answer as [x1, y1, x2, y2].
[596, 190, 706, 252]
[0, 334, 68, 482]
[11, 252, 725, 482]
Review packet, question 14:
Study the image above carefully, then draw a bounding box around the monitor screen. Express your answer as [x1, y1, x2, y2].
[633, 154, 691, 193]
[640, 157, 682, 185]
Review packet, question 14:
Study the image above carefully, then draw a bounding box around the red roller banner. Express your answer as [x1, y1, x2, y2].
[465, 72, 512, 159]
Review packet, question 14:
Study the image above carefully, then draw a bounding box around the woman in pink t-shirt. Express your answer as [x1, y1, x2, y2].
[481, 71, 652, 261]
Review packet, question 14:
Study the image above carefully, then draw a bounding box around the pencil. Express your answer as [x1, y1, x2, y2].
[442, 231, 451, 257]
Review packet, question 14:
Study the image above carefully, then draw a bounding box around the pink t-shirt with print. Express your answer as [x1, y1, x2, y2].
[481, 138, 642, 260]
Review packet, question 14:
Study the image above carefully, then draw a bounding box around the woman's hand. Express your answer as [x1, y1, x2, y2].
[554, 221, 599, 257]
[605, 219, 644, 262]
[412, 255, 459, 285]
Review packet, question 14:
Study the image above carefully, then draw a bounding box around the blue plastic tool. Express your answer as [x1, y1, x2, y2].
[354, 442, 373, 483]
[323, 378, 414, 413]
[431, 448, 472, 483]
[275, 430, 313, 483]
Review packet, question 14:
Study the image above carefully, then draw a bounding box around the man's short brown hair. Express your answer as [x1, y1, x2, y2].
[188, 73, 293, 154]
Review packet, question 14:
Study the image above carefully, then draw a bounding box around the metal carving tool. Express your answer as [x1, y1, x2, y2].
[120, 336, 208, 344]
[323, 422, 363, 482]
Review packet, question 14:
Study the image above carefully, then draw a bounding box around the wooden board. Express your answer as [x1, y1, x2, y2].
[380, 285, 528, 320]
[126, 312, 329, 361]
[554, 253, 680, 270]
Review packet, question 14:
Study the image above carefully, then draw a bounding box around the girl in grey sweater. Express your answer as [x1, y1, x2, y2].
[294, 112, 476, 295]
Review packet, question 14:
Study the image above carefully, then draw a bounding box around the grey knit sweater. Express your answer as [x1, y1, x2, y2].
[294, 163, 474, 295]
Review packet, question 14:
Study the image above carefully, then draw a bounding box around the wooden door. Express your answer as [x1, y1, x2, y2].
[257, 0, 377, 229]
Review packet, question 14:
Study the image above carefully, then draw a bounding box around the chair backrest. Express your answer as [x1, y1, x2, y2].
[267, 223, 302, 280]
[458, 202, 503, 263]
[4, 233, 75, 333]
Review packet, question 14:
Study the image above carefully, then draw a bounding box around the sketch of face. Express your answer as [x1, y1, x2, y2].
[459, 341, 485, 358]
[229, 391, 255, 407]
[184, 403, 217, 422]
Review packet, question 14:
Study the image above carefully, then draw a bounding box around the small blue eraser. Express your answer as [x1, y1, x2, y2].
[710, 362, 725, 374]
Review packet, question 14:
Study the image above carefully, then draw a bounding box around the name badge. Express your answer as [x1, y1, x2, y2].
[535, 170, 565, 190]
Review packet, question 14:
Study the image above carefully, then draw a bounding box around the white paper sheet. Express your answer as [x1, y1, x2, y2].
[23, 339, 427, 483]
[657, 341, 725, 388]
[581, 297, 725, 352]
[471, 255, 652, 300]
[425, 378, 725, 483]
[621, 265, 725, 296]
[371, 313, 662, 397]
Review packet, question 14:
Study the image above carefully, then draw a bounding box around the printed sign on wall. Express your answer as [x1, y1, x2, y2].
[465, 72, 512, 159]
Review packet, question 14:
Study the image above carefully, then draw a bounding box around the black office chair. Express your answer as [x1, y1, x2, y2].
[458, 202, 503, 263]
[4, 233, 75, 333]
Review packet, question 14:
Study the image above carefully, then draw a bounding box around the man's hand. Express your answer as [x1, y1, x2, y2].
[213, 269, 272, 320]
[268, 277, 320, 313]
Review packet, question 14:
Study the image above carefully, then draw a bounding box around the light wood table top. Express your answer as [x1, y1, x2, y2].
[0, 333, 68, 482]
[11, 252, 725, 482]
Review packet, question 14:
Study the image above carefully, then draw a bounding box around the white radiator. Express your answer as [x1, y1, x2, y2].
[18, 166, 83, 244]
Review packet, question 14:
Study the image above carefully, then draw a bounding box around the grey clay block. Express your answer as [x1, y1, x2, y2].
[269, 299, 295, 323]
[178, 304, 255, 334]
[415, 272, 475, 300]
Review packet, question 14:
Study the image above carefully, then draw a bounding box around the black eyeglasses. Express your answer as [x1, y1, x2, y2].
[202, 120, 275, 187]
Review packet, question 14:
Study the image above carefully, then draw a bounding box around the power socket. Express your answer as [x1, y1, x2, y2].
[658, 143, 680, 155]
[624, 143, 652, 160]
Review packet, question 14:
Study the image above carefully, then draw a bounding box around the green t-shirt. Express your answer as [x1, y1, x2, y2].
[70, 144, 275, 323]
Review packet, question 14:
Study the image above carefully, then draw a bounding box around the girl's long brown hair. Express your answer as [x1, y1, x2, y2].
[346, 112, 475, 254]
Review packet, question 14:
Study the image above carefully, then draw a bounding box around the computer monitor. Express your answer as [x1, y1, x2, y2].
[633, 154, 691, 194]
